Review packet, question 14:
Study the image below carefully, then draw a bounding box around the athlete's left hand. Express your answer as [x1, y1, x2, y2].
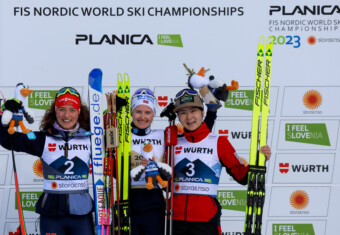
[141, 157, 149, 167]
[260, 145, 271, 160]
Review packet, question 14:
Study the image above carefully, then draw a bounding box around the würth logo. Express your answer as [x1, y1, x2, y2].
[219, 130, 229, 138]
[175, 146, 183, 154]
[158, 96, 168, 107]
[183, 147, 213, 154]
[48, 143, 57, 152]
[279, 163, 289, 173]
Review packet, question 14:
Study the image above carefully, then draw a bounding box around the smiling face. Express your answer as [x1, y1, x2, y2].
[177, 106, 204, 132]
[132, 105, 154, 129]
[56, 105, 79, 130]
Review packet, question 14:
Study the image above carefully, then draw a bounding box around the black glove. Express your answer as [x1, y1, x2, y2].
[209, 84, 229, 102]
[160, 102, 176, 121]
[3, 99, 22, 113]
[116, 96, 128, 111]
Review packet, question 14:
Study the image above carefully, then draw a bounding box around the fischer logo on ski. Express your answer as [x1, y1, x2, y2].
[244, 36, 273, 235]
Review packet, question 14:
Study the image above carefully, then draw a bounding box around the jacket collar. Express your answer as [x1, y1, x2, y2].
[183, 122, 210, 143]
[43, 125, 90, 139]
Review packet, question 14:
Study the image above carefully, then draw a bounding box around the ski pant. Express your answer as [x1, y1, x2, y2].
[173, 220, 221, 235]
[40, 213, 94, 235]
[131, 208, 165, 235]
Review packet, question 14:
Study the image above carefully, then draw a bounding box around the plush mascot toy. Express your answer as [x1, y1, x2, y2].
[183, 63, 239, 110]
[131, 142, 172, 190]
[1, 83, 34, 134]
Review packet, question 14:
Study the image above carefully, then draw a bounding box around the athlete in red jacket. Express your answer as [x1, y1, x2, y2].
[172, 89, 271, 235]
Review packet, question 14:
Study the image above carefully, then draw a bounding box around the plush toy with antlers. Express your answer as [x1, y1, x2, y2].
[183, 63, 239, 110]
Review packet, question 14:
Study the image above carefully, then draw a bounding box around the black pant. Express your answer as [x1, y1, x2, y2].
[40, 213, 94, 235]
[131, 208, 165, 235]
[173, 220, 221, 235]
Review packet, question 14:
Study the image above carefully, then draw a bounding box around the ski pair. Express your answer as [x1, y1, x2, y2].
[244, 36, 273, 235]
[101, 91, 119, 235]
[89, 70, 131, 235]
[115, 73, 131, 235]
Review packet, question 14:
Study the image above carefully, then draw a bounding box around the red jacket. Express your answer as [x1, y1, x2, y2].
[173, 122, 249, 223]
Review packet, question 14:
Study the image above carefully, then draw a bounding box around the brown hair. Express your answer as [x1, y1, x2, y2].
[40, 101, 90, 131]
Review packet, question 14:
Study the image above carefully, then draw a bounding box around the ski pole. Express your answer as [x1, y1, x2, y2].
[102, 96, 111, 235]
[10, 135, 27, 235]
[160, 101, 177, 235]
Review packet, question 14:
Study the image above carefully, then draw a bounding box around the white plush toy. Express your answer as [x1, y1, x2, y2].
[183, 63, 239, 107]
[1, 83, 34, 134]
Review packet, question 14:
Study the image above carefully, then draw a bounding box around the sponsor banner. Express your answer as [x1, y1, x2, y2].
[281, 87, 340, 116]
[154, 86, 183, 116]
[277, 120, 339, 149]
[27, 86, 83, 118]
[15, 191, 43, 212]
[155, 86, 279, 117]
[158, 34, 183, 47]
[273, 153, 335, 184]
[268, 187, 330, 217]
[43, 179, 88, 192]
[268, 4, 340, 33]
[7, 189, 41, 219]
[0, 154, 9, 185]
[267, 220, 327, 235]
[4, 221, 40, 235]
[220, 220, 244, 235]
[217, 186, 247, 217]
[224, 86, 278, 116]
[219, 153, 249, 184]
[214, 120, 274, 150]
[0, 86, 82, 118]
[10, 155, 43, 185]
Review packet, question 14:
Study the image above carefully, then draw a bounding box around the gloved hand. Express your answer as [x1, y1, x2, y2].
[2, 99, 22, 113]
[206, 102, 222, 112]
[160, 102, 176, 121]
